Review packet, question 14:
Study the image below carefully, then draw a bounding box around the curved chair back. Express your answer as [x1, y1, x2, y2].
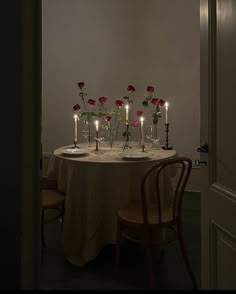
[141, 156, 192, 226]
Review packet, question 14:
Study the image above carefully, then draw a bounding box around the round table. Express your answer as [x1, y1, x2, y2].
[52, 143, 176, 266]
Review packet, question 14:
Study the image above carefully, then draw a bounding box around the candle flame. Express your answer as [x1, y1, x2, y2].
[140, 116, 144, 122]
[74, 114, 78, 119]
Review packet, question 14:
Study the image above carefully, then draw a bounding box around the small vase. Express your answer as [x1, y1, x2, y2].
[152, 124, 161, 149]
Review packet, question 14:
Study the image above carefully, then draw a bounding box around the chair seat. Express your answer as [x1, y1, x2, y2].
[42, 189, 65, 209]
[118, 204, 174, 225]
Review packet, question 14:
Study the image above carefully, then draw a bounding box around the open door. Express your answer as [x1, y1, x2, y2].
[200, 0, 236, 289]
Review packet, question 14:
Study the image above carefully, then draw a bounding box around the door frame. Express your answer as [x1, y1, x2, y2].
[20, 0, 42, 289]
[200, 0, 216, 288]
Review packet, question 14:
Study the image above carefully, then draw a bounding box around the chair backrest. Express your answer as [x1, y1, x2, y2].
[141, 156, 192, 225]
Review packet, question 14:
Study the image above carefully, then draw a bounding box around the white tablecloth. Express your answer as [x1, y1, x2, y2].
[51, 143, 177, 266]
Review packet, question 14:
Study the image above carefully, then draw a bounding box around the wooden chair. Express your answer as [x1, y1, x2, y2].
[115, 157, 198, 289]
[41, 177, 65, 249]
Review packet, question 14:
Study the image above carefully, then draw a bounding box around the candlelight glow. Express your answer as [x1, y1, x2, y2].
[125, 104, 129, 123]
[165, 102, 169, 124]
[95, 120, 99, 132]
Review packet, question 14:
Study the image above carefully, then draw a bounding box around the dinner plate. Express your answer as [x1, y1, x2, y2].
[121, 153, 150, 161]
[62, 148, 88, 157]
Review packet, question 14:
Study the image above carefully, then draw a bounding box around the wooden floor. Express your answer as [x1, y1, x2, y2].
[40, 191, 201, 290]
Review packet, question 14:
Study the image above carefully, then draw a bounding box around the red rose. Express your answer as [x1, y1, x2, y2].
[99, 96, 108, 104]
[87, 99, 96, 106]
[115, 100, 124, 107]
[105, 116, 112, 122]
[151, 98, 165, 106]
[151, 98, 159, 105]
[78, 82, 85, 89]
[132, 121, 139, 127]
[147, 86, 154, 93]
[127, 85, 135, 93]
[136, 110, 143, 117]
[157, 99, 165, 106]
[73, 104, 80, 111]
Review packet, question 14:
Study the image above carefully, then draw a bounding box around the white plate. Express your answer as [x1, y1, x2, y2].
[62, 148, 88, 157]
[122, 153, 150, 161]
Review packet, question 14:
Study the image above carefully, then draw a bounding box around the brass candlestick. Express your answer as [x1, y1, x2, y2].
[142, 144, 145, 152]
[162, 123, 173, 150]
[73, 140, 79, 149]
[95, 131, 99, 151]
[123, 124, 131, 151]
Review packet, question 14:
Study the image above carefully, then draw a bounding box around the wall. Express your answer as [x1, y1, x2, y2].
[42, 0, 200, 161]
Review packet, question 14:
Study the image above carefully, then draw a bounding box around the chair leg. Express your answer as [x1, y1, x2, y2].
[114, 220, 122, 276]
[145, 230, 154, 289]
[61, 204, 65, 231]
[41, 210, 45, 250]
[176, 220, 198, 290]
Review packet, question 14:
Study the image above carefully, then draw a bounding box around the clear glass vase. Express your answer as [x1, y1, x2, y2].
[152, 124, 161, 149]
[145, 123, 161, 149]
[82, 120, 92, 147]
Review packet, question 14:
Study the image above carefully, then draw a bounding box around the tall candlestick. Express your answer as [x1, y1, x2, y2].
[125, 104, 129, 125]
[165, 102, 169, 124]
[140, 116, 144, 151]
[95, 120, 99, 132]
[74, 114, 78, 143]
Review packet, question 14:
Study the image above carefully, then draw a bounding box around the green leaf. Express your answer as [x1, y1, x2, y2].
[152, 113, 157, 119]
[123, 130, 131, 137]
[153, 117, 159, 125]
[155, 105, 160, 112]
[142, 101, 148, 107]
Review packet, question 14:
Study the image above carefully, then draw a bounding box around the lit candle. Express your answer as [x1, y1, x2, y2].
[125, 104, 129, 125]
[165, 102, 169, 124]
[95, 120, 99, 132]
[140, 116, 144, 147]
[74, 114, 78, 143]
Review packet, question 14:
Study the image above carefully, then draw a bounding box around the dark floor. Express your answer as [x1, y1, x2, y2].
[40, 191, 201, 290]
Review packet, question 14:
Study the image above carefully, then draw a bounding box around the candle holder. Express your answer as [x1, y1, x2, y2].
[123, 124, 132, 151]
[162, 123, 173, 150]
[95, 132, 99, 151]
[88, 122, 91, 145]
[141, 144, 145, 152]
[73, 140, 79, 150]
[139, 125, 142, 147]
[94, 132, 104, 154]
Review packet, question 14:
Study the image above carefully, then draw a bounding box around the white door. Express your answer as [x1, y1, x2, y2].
[200, 0, 236, 289]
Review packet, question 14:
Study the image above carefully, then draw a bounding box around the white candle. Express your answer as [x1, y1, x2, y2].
[125, 104, 129, 124]
[95, 120, 99, 132]
[140, 116, 144, 147]
[165, 102, 169, 124]
[74, 114, 78, 143]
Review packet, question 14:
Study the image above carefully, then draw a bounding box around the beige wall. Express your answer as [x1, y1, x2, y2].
[42, 0, 200, 160]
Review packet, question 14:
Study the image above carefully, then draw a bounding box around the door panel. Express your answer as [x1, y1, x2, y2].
[200, 0, 236, 289]
[216, 0, 236, 193]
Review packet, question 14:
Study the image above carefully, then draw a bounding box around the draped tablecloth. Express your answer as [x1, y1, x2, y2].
[51, 143, 177, 267]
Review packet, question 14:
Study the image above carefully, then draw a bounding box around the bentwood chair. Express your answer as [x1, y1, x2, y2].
[115, 157, 198, 289]
[41, 155, 65, 249]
